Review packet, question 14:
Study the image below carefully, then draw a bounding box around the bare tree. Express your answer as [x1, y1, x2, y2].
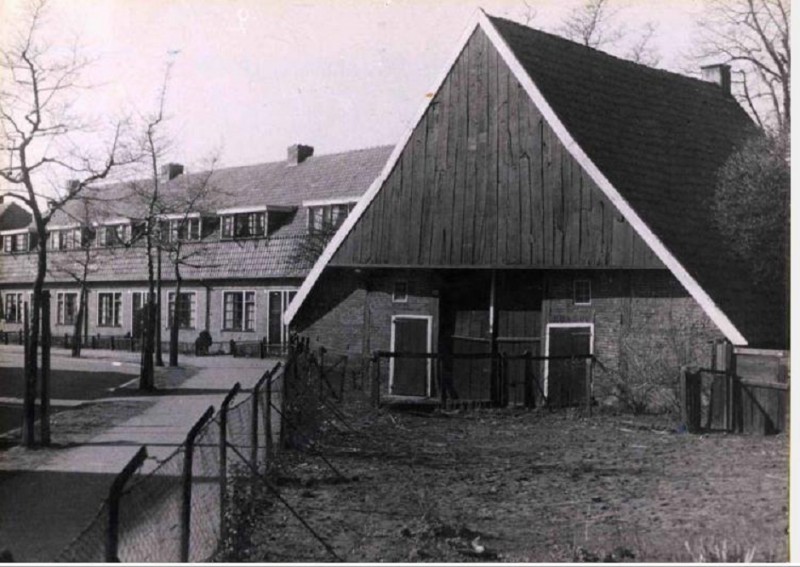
[559, 0, 624, 50]
[695, 0, 790, 132]
[0, 0, 130, 446]
[158, 161, 221, 367]
[557, 0, 660, 66]
[46, 197, 99, 357]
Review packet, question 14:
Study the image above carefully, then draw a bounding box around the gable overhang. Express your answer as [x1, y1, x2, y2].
[283, 10, 748, 346]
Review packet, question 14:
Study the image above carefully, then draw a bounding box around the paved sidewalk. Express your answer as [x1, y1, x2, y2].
[0, 353, 275, 562]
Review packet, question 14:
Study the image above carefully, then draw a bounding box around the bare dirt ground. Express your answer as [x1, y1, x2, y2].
[245, 405, 788, 563]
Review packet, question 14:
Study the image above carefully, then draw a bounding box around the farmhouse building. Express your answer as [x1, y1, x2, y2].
[285, 13, 787, 404]
[0, 145, 392, 352]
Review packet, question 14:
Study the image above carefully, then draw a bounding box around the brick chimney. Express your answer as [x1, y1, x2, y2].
[701, 64, 732, 95]
[287, 144, 314, 166]
[65, 179, 80, 194]
[160, 163, 184, 181]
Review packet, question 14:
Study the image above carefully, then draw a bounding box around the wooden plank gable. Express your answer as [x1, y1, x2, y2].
[330, 27, 662, 270]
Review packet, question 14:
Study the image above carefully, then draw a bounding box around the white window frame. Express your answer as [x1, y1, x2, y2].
[389, 314, 433, 397]
[167, 291, 197, 330]
[4, 292, 25, 323]
[543, 322, 594, 398]
[97, 291, 123, 327]
[221, 290, 257, 331]
[573, 279, 592, 306]
[56, 291, 79, 326]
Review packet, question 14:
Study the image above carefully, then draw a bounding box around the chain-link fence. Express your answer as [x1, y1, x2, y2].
[57, 363, 283, 563]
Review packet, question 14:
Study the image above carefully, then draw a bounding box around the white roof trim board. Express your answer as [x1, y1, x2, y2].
[284, 11, 748, 346]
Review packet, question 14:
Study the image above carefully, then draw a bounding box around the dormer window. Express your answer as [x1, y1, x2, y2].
[1, 231, 29, 253]
[97, 222, 130, 247]
[221, 212, 265, 239]
[305, 201, 355, 234]
[160, 215, 201, 243]
[49, 227, 86, 251]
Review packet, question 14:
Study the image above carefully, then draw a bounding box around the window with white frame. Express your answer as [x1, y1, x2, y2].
[267, 290, 297, 345]
[97, 224, 130, 247]
[392, 280, 409, 303]
[98, 292, 122, 327]
[223, 291, 256, 331]
[308, 203, 353, 234]
[2, 233, 28, 253]
[4, 292, 24, 323]
[220, 212, 265, 239]
[167, 291, 197, 329]
[49, 228, 83, 251]
[57, 292, 79, 326]
[573, 279, 592, 305]
[162, 217, 201, 242]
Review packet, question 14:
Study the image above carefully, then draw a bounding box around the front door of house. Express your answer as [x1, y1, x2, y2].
[547, 325, 592, 407]
[391, 316, 430, 396]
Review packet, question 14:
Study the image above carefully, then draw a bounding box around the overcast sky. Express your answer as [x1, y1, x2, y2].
[2, 0, 714, 176]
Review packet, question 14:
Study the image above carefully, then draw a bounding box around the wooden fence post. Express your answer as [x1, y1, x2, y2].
[219, 383, 240, 545]
[106, 446, 148, 562]
[181, 406, 214, 563]
[251, 381, 261, 476]
[319, 347, 325, 401]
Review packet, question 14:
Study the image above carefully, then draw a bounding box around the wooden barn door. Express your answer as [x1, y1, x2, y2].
[390, 316, 431, 396]
[547, 325, 592, 407]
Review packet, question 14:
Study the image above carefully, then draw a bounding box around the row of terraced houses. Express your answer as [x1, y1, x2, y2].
[0, 13, 787, 405]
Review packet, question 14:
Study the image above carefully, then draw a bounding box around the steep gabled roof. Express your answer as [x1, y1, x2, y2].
[285, 11, 784, 348]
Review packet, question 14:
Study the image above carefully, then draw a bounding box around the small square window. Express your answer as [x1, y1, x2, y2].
[574, 280, 591, 305]
[392, 281, 408, 303]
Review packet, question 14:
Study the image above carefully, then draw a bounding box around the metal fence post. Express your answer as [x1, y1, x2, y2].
[219, 383, 240, 546]
[181, 406, 214, 563]
[251, 379, 263, 476]
[106, 447, 148, 562]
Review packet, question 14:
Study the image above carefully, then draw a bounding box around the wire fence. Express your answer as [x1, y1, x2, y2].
[57, 363, 283, 563]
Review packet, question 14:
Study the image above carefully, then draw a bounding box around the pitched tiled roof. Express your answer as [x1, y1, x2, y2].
[50, 146, 393, 226]
[489, 16, 785, 348]
[4, 146, 393, 284]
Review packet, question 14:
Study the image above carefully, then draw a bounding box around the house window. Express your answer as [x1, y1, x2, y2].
[98, 224, 129, 247]
[3, 233, 28, 253]
[393, 281, 409, 303]
[57, 292, 78, 326]
[574, 280, 592, 305]
[4, 293, 24, 323]
[220, 212, 265, 239]
[98, 292, 122, 327]
[164, 218, 201, 242]
[267, 290, 297, 345]
[223, 291, 256, 331]
[167, 292, 196, 329]
[49, 228, 83, 251]
[308, 203, 353, 234]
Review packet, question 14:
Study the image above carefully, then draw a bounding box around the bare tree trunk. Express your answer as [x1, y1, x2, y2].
[23, 224, 47, 447]
[40, 290, 51, 445]
[169, 268, 182, 367]
[72, 285, 86, 357]
[140, 237, 156, 391]
[156, 247, 164, 367]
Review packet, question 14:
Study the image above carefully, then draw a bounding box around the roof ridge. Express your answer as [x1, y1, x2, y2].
[485, 13, 734, 95]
